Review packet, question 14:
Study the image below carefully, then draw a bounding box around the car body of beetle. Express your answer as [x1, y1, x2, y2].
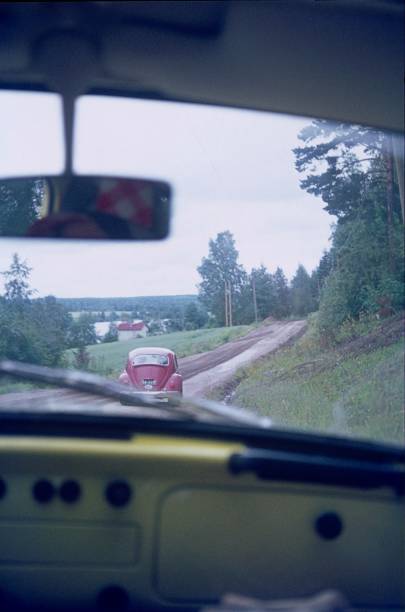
[119, 347, 183, 400]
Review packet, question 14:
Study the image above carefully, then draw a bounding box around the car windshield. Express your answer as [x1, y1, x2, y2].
[131, 355, 169, 366]
[0, 93, 403, 445]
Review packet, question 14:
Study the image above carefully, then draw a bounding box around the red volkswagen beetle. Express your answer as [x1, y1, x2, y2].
[118, 347, 183, 401]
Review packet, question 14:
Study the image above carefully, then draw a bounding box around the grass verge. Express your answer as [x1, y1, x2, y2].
[210, 314, 404, 445]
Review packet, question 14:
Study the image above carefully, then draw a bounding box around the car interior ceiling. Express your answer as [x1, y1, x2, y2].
[0, 1, 402, 132]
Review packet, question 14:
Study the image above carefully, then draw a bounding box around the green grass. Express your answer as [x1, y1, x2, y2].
[66, 325, 252, 378]
[214, 315, 404, 445]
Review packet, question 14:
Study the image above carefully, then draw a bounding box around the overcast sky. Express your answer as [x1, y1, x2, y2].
[0, 94, 333, 297]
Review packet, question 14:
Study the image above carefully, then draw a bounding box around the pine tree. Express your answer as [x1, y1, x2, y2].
[290, 265, 315, 316]
[294, 121, 404, 331]
[250, 265, 276, 320]
[3, 253, 34, 302]
[272, 268, 291, 318]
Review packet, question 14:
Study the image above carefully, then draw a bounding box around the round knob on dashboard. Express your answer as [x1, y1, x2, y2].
[315, 512, 343, 540]
[60, 479, 81, 503]
[32, 479, 55, 503]
[105, 480, 132, 507]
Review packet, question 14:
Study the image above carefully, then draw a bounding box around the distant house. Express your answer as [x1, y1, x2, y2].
[117, 320, 148, 341]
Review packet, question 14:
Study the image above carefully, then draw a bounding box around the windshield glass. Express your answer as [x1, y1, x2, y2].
[0, 95, 403, 445]
[0, 91, 64, 177]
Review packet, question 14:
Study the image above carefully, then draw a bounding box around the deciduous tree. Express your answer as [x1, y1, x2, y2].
[184, 302, 208, 330]
[198, 231, 247, 326]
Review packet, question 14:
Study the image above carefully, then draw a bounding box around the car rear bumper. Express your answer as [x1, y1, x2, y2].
[144, 390, 182, 402]
[120, 389, 182, 405]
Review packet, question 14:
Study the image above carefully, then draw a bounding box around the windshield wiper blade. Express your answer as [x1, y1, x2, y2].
[0, 359, 190, 414]
[180, 394, 272, 428]
[0, 360, 270, 427]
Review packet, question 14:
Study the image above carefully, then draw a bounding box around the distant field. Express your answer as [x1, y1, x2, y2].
[66, 326, 251, 378]
[211, 315, 404, 445]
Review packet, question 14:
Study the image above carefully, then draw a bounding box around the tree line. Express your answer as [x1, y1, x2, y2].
[0, 255, 208, 368]
[197, 230, 318, 326]
[58, 294, 197, 317]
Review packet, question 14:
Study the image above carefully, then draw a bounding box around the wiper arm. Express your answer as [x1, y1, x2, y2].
[0, 360, 270, 428]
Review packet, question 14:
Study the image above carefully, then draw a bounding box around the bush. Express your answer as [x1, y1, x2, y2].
[316, 273, 349, 343]
[102, 323, 118, 343]
[73, 346, 91, 370]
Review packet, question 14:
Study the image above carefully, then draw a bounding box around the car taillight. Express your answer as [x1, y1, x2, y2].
[165, 375, 177, 391]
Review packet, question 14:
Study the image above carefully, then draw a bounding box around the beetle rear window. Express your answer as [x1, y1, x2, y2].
[131, 354, 169, 366]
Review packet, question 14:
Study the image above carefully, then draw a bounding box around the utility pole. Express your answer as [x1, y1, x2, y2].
[224, 280, 228, 327]
[224, 280, 232, 326]
[252, 276, 258, 324]
[228, 282, 233, 327]
[392, 135, 404, 222]
[385, 139, 395, 273]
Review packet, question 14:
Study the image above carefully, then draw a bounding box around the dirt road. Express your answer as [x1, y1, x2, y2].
[0, 320, 306, 409]
[182, 320, 306, 397]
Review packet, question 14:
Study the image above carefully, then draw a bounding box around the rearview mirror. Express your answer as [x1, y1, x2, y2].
[0, 176, 171, 240]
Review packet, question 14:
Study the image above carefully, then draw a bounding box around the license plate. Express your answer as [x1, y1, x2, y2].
[143, 379, 156, 391]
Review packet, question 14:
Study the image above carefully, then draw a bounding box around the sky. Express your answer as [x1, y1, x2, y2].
[0, 93, 334, 297]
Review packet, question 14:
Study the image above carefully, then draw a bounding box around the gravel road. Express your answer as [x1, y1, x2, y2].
[182, 320, 306, 397]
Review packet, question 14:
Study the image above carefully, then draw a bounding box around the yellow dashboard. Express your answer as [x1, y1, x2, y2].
[0, 433, 403, 611]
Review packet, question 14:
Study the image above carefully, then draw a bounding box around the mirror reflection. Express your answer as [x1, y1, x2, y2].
[0, 176, 171, 240]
